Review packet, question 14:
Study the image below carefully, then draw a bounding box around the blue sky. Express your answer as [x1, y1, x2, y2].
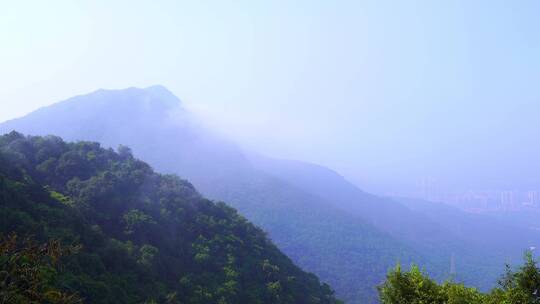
[1, 0, 539, 193]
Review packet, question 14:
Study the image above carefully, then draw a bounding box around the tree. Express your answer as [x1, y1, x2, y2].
[378, 264, 445, 304]
[490, 251, 540, 304]
[0, 233, 82, 304]
[379, 253, 540, 304]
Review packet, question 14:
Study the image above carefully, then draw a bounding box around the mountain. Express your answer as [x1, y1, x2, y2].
[252, 156, 540, 286]
[0, 132, 341, 303]
[0, 86, 425, 303]
[2, 86, 539, 303]
[396, 197, 540, 252]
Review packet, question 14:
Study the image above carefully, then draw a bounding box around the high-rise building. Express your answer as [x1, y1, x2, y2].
[527, 191, 540, 207]
[501, 191, 517, 210]
[418, 177, 440, 202]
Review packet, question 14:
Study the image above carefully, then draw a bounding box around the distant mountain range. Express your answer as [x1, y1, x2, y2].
[2, 86, 539, 303]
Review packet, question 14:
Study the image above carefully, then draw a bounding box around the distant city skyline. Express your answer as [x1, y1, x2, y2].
[400, 177, 540, 211]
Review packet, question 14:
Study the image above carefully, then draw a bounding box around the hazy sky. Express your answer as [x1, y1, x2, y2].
[1, 0, 540, 193]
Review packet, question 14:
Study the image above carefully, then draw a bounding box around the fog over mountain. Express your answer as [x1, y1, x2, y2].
[3, 1, 540, 303]
[2, 86, 540, 303]
[3, 1, 540, 198]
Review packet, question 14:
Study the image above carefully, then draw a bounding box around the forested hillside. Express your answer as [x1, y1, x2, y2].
[0, 86, 425, 303]
[0, 132, 341, 304]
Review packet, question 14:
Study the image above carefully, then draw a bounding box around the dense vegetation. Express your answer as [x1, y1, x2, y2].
[379, 252, 540, 304]
[0, 233, 83, 304]
[0, 132, 341, 304]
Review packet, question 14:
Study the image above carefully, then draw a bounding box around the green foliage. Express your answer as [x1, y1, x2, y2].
[441, 282, 486, 304]
[49, 189, 74, 206]
[0, 233, 83, 304]
[379, 252, 540, 304]
[122, 209, 156, 234]
[138, 244, 159, 267]
[378, 265, 446, 304]
[0, 132, 342, 304]
[489, 251, 540, 304]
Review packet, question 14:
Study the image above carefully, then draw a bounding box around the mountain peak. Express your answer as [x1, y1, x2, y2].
[144, 85, 180, 104]
[88, 85, 181, 108]
[145, 84, 171, 93]
[0, 85, 186, 141]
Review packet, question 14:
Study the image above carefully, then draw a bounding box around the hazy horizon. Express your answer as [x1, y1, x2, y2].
[2, 0, 540, 196]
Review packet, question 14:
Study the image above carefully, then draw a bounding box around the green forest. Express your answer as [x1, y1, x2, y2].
[379, 253, 540, 304]
[0, 132, 341, 304]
